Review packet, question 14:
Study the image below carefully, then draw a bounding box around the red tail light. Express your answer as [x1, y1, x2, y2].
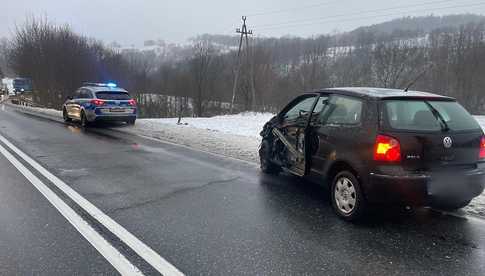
[128, 99, 137, 106]
[479, 136, 485, 159]
[90, 99, 105, 106]
[374, 134, 401, 162]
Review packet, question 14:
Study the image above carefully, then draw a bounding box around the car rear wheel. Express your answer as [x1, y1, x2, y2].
[80, 111, 89, 127]
[259, 139, 281, 174]
[331, 171, 367, 221]
[126, 119, 136, 125]
[63, 108, 71, 122]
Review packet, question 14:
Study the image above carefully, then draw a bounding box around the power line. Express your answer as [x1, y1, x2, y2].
[255, 1, 485, 31]
[254, 0, 459, 29]
[246, 0, 340, 17]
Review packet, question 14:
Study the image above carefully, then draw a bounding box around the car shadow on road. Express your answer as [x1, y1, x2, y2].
[257, 172, 483, 270]
[257, 171, 474, 227]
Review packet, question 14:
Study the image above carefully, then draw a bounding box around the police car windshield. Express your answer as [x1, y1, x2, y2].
[95, 92, 131, 100]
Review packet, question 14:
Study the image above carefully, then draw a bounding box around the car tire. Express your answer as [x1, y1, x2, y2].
[127, 119, 136, 125]
[259, 139, 281, 174]
[80, 111, 89, 127]
[331, 171, 367, 221]
[63, 108, 71, 122]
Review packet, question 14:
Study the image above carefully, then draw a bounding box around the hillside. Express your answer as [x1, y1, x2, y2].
[194, 14, 485, 47]
[353, 14, 485, 35]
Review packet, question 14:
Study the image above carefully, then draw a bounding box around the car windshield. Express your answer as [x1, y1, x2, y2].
[13, 79, 32, 87]
[95, 92, 131, 100]
[383, 100, 480, 132]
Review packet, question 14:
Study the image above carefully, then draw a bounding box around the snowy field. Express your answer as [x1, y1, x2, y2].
[123, 112, 273, 163]
[7, 102, 485, 218]
[141, 112, 274, 138]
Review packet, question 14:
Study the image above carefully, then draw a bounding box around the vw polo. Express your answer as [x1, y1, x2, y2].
[259, 87, 485, 221]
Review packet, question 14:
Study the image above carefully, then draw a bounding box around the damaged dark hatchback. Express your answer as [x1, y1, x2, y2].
[259, 87, 485, 221]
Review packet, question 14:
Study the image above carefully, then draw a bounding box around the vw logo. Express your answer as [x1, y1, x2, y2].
[443, 136, 453, 148]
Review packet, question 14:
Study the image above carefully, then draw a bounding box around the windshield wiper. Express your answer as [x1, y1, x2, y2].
[425, 101, 449, 132]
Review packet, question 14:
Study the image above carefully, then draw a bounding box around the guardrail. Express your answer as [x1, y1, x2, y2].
[9, 95, 37, 107]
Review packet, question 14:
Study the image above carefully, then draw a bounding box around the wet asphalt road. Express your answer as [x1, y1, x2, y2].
[0, 103, 485, 275]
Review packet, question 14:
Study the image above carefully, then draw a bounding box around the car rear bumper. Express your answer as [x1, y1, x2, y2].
[366, 167, 485, 206]
[93, 115, 137, 122]
[85, 109, 136, 122]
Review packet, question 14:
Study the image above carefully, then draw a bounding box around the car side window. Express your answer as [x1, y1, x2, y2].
[313, 96, 329, 115]
[282, 96, 317, 121]
[322, 95, 363, 125]
[73, 90, 81, 99]
[79, 89, 92, 99]
[310, 96, 329, 124]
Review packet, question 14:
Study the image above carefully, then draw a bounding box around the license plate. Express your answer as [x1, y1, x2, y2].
[427, 173, 461, 196]
[111, 108, 125, 112]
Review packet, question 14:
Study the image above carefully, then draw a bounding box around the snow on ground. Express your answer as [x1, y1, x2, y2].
[143, 112, 274, 138]
[5, 102, 485, 218]
[12, 104, 62, 118]
[122, 112, 274, 163]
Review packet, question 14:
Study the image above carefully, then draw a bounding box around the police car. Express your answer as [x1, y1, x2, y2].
[62, 83, 137, 127]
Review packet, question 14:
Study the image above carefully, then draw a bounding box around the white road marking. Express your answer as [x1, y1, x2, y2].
[0, 134, 184, 276]
[0, 141, 144, 275]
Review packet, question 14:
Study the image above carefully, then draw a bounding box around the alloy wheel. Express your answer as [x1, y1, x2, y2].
[334, 176, 357, 214]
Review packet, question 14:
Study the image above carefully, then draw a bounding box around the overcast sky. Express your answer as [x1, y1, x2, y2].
[0, 0, 484, 46]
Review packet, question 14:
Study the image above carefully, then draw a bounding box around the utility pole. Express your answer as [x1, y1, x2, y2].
[230, 16, 254, 113]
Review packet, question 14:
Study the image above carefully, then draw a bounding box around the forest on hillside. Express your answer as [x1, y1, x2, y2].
[3, 14, 485, 117]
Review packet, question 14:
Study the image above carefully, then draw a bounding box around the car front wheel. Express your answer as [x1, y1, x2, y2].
[259, 139, 281, 174]
[63, 108, 71, 122]
[331, 171, 367, 221]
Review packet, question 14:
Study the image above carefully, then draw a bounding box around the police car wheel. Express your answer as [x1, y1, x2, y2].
[80, 112, 89, 127]
[63, 109, 71, 122]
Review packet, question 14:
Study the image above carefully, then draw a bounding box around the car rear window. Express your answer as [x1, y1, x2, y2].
[383, 100, 480, 132]
[95, 92, 131, 100]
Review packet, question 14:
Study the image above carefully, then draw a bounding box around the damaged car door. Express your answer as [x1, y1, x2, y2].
[272, 94, 319, 176]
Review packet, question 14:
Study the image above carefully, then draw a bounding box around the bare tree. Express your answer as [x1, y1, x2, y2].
[190, 40, 214, 117]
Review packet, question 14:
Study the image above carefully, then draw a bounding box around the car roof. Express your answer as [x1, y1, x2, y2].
[313, 87, 455, 100]
[81, 86, 129, 93]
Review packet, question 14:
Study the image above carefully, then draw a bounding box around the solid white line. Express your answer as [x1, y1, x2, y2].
[0, 134, 184, 276]
[0, 141, 144, 275]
